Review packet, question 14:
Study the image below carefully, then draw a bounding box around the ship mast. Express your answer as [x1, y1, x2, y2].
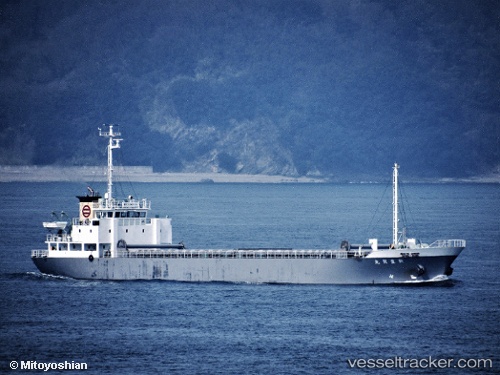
[392, 163, 399, 247]
[98, 125, 122, 202]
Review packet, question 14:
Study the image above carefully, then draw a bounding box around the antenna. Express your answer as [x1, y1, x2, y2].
[99, 124, 122, 202]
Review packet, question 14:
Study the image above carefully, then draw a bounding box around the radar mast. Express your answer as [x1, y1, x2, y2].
[392, 163, 399, 246]
[98, 124, 122, 203]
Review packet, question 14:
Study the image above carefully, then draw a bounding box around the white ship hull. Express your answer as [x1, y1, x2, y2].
[32, 246, 463, 284]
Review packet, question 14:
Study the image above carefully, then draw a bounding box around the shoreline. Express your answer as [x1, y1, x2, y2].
[0, 165, 498, 184]
[0, 165, 325, 183]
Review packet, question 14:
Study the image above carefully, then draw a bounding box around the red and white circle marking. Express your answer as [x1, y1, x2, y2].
[82, 205, 91, 218]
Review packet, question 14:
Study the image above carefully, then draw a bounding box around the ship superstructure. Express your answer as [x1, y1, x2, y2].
[32, 126, 465, 284]
[33, 126, 175, 264]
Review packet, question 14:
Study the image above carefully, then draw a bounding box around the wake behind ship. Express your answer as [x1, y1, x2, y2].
[32, 125, 466, 284]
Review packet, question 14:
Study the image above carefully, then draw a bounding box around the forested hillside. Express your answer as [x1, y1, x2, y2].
[1, 0, 498, 179]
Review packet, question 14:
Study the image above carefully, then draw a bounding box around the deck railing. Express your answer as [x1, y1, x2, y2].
[99, 198, 151, 210]
[115, 249, 361, 260]
[32, 250, 48, 258]
[33, 241, 465, 261]
[428, 239, 466, 248]
[31, 247, 372, 260]
[46, 233, 72, 242]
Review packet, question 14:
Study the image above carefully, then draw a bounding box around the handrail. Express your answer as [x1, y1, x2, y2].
[32, 250, 48, 258]
[46, 233, 72, 242]
[115, 248, 366, 260]
[428, 239, 466, 248]
[99, 198, 151, 210]
[72, 217, 152, 226]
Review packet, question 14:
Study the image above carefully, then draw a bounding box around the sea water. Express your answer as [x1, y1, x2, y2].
[0, 182, 498, 374]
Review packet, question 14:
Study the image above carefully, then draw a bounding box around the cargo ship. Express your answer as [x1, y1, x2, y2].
[32, 125, 466, 284]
